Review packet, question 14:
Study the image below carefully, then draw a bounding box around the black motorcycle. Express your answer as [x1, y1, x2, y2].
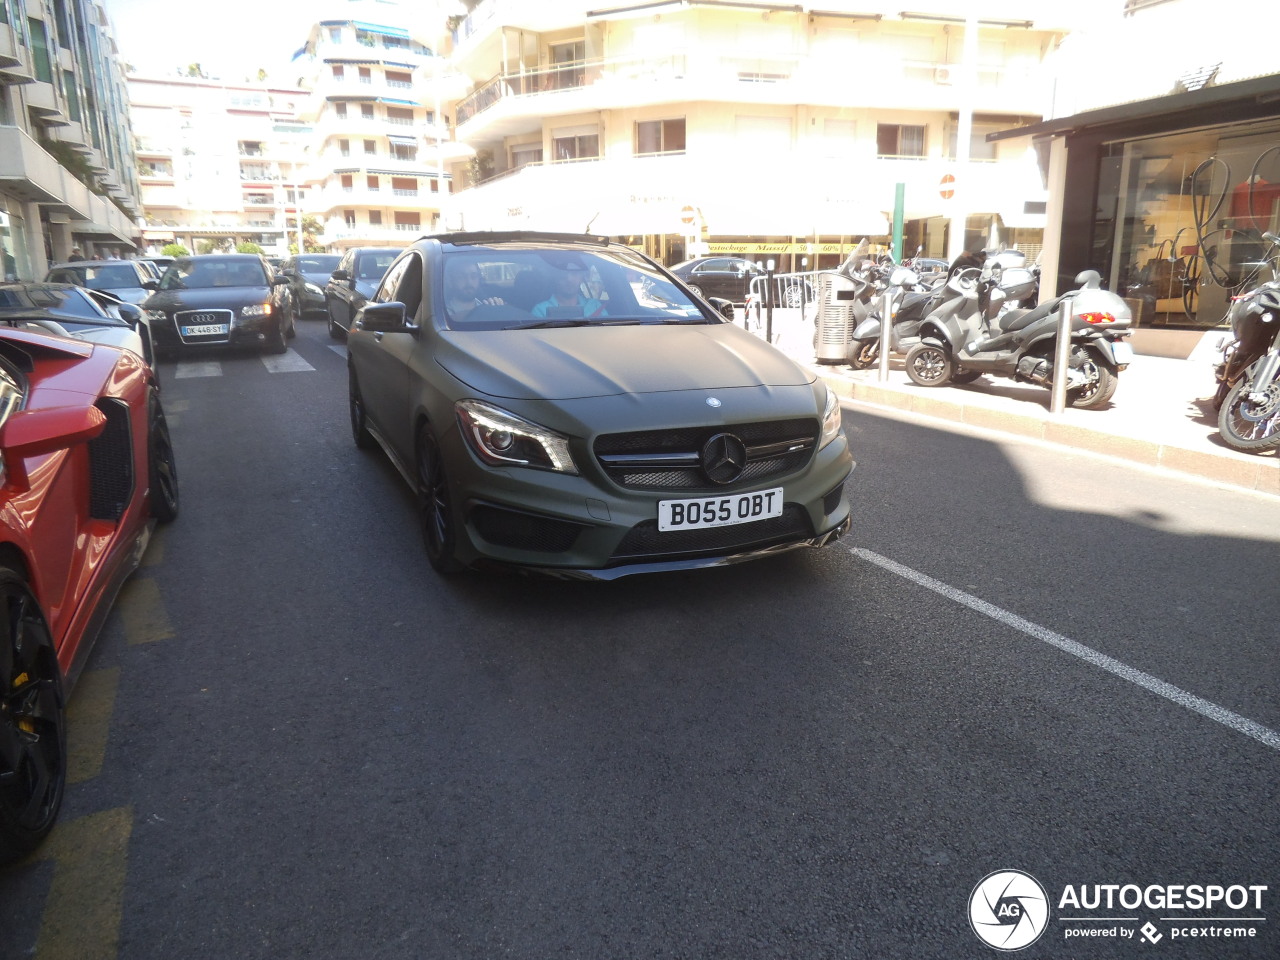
[904, 266, 1133, 409]
[1214, 275, 1280, 453]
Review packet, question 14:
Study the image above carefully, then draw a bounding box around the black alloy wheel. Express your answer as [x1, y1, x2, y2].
[904, 342, 953, 387]
[327, 303, 345, 341]
[1066, 350, 1119, 409]
[266, 315, 288, 355]
[348, 366, 374, 450]
[148, 394, 180, 523]
[416, 426, 463, 574]
[1218, 373, 1280, 452]
[287, 301, 298, 339]
[0, 565, 66, 866]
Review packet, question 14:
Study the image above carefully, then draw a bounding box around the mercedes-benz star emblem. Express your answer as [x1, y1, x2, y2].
[700, 433, 748, 485]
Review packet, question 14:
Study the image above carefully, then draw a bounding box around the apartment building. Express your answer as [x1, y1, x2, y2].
[442, 0, 1079, 270]
[293, 2, 469, 251]
[127, 74, 311, 256]
[1, 0, 139, 278]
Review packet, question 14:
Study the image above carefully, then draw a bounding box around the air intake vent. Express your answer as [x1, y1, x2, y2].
[88, 399, 134, 521]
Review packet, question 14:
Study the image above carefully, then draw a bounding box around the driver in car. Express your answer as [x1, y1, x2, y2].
[444, 259, 505, 322]
[531, 260, 607, 319]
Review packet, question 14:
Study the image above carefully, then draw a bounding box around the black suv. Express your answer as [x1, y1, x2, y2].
[143, 254, 290, 354]
[275, 253, 341, 327]
[324, 247, 401, 339]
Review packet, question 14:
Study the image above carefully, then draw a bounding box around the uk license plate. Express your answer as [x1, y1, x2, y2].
[658, 487, 784, 532]
[181, 323, 229, 336]
[1111, 340, 1134, 364]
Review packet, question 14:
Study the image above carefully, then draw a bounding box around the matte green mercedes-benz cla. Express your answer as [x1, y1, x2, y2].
[345, 231, 853, 579]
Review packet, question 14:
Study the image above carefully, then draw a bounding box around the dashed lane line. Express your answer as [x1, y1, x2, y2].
[261, 348, 316, 373]
[172, 347, 317, 378]
[173, 360, 221, 379]
[116, 578, 174, 645]
[34, 806, 132, 960]
[66, 667, 119, 785]
[851, 547, 1280, 753]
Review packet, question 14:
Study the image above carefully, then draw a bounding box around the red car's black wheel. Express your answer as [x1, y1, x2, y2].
[149, 394, 180, 523]
[0, 564, 66, 866]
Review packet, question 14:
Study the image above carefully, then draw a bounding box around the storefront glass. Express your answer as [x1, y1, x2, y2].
[1095, 119, 1280, 330]
[0, 204, 31, 282]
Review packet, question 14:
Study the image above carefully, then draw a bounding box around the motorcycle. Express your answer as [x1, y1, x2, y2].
[847, 250, 1039, 370]
[904, 265, 1133, 409]
[1213, 271, 1280, 453]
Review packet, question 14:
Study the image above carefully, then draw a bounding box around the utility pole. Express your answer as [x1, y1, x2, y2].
[947, 12, 979, 264]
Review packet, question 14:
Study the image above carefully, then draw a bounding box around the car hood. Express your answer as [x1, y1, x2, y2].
[301, 272, 333, 286]
[58, 323, 145, 358]
[144, 286, 272, 312]
[435, 322, 815, 400]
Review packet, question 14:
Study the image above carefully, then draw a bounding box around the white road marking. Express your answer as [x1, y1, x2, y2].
[174, 361, 222, 379]
[329, 344, 347, 358]
[261, 349, 315, 373]
[851, 547, 1280, 752]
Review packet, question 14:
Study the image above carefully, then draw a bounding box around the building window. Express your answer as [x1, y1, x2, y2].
[387, 107, 414, 126]
[27, 18, 53, 83]
[636, 119, 685, 156]
[386, 70, 412, 88]
[344, 209, 356, 228]
[877, 124, 926, 158]
[369, 210, 382, 225]
[390, 142, 417, 161]
[553, 132, 599, 162]
[331, 64, 344, 79]
[338, 139, 350, 157]
[328, 27, 341, 42]
[393, 211, 421, 231]
[367, 175, 379, 191]
[358, 67, 371, 84]
[547, 40, 586, 90]
[364, 139, 376, 155]
[947, 123, 999, 162]
[335, 102, 347, 118]
[361, 103, 374, 120]
[340, 174, 354, 192]
[392, 177, 417, 196]
[511, 144, 543, 170]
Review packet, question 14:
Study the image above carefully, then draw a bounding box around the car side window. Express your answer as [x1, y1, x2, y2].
[374, 257, 408, 305]
[392, 254, 423, 320]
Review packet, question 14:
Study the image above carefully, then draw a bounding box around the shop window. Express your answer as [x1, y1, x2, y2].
[636, 119, 685, 156]
[877, 124, 926, 158]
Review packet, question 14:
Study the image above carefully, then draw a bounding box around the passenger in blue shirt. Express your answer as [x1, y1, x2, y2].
[531, 260, 607, 318]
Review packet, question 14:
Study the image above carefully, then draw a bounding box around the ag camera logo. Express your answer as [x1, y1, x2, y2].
[969, 869, 1050, 951]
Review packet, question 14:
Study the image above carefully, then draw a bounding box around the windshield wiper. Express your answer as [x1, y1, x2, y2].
[508, 319, 594, 329]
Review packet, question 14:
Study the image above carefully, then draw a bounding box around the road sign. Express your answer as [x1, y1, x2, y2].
[680, 205, 696, 225]
[939, 174, 956, 200]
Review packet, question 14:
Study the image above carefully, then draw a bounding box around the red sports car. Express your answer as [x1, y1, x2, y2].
[0, 326, 178, 864]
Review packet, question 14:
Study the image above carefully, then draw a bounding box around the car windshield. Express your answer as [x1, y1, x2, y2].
[47, 264, 139, 289]
[297, 255, 340, 275]
[440, 245, 715, 330]
[159, 258, 268, 290]
[355, 252, 398, 281]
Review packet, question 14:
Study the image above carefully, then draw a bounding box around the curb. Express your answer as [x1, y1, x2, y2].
[812, 366, 1280, 497]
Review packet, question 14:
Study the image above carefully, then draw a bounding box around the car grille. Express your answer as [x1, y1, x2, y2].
[470, 504, 586, 553]
[174, 308, 234, 344]
[611, 504, 813, 562]
[594, 418, 817, 490]
[88, 399, 134, 521]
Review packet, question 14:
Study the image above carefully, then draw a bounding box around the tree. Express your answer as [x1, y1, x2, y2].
[161, 243, 189, 257]
[236, 241, 264, 254]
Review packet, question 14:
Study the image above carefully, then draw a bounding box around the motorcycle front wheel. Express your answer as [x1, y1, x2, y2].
[1218, 373, 1280, 452]
[848, 341, 878, 370]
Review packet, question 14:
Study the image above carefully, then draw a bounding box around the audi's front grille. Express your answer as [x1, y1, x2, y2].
[594, 418, 818, 490]
[174, 308, 234, 344]
[610, 504, 813, 561]
[88, 399, 134, 521]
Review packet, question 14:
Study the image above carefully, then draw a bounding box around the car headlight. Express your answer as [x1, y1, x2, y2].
[820, 385, 843, 448]
[456, 399, 578, 474]
[241, 303, 272, 317]
[304, 283, 323, 295]
[145, 309, 167, 322]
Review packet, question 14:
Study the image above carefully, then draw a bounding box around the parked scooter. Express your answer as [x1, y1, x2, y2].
[1213, 235, 1280, 452]
[904, 265, 1133, 408]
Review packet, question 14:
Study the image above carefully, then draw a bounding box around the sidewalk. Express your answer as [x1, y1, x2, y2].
[752, 307, 1280, 497]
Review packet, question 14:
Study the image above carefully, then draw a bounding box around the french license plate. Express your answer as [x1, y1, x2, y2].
[1111, 340, 1135, 364]
[181, 323, 229, 337]
[658, 487, 784, 532]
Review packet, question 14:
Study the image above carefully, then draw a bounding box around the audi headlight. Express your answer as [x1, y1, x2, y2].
[145, 309, 167, 322]
[456, 400, 578, 474]
[241, 303, 272, 317]
[820, 386, 843, 448]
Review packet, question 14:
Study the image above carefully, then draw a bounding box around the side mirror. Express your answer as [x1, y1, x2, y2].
[141, 280, 158, 291]
[707, 297, 736, 320]
[115, 302, 142, 326]
[1074, 269, 1103, 289]
[331, 268, 350, 282]
[355, 301, 411, 333]
[271, 275, 290, 286]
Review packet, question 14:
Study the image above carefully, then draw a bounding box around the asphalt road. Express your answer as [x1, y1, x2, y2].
[3, 319, 1278, 960]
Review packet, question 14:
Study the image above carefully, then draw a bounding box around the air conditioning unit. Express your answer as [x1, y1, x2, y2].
[934, 65, 954, 85]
